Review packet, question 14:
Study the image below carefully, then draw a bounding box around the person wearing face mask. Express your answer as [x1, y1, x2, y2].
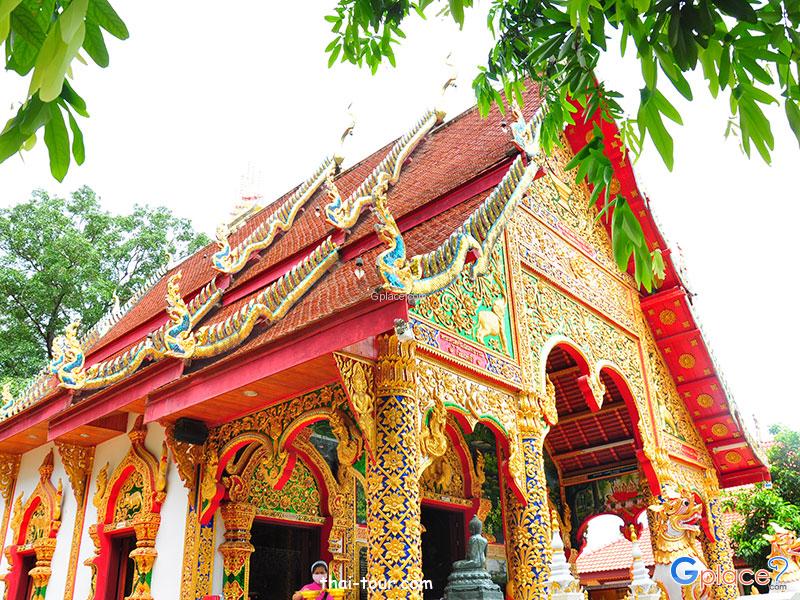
[292, 560, 333, 600]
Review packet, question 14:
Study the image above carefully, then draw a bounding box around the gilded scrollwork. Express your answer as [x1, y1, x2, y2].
[334, 353, 376, 454]
[85, 417, 167, 600]
[164, 423, 204, 492]
[512, 207, 635, 331]
[213, 156, 338, 274]
[412, 245, 515, 358]
[56, 442, 95, 600]
[2, 451, 62, 600]
[325, 109, 444, 231]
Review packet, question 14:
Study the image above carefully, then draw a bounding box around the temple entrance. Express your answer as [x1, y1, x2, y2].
[106, 534, 136, 600]
[12, 554, 35, 600]
[421, 505, 465, 599]
[248, 520, 322, 600]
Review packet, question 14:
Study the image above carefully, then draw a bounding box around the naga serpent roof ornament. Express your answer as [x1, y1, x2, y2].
[49, 320, 87, 390]
[0, 383, 13, 418]
[324, 107, 445, 231]
[374, 108, 544, 297]
[212, 156, 341, 274]
[150, 272, 196, 358]
[194, 237, 339, 358]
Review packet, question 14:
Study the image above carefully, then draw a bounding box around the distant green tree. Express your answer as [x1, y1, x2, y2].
[724, 425, 800, 591]
[0, 186, 209, 384]
[768, 425, 800, 506]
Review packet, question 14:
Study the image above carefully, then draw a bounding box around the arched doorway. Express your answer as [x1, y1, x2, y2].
[542, 345, 652, 568]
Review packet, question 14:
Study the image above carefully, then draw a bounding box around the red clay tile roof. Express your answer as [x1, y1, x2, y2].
[577, 527, 654, 575]
[86, 87, 541, 358]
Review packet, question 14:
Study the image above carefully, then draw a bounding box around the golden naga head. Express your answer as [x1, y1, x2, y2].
[764, 523, 800, 560]
[649, 485, 704, 534]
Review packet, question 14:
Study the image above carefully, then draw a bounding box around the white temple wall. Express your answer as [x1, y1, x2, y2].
[211, 505, 225, 596]
[0, 443, 75, 596]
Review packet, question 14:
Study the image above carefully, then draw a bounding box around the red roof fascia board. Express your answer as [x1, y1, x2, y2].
[47, 360, 185, 441]
[720, 466, 772, 487]
[563, 109, 768, 486]
[0, 389, 71, 443]
[143, 299, 409, 423]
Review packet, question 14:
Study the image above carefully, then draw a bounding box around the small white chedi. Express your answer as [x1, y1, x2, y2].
[626, 525, 663, 600]
[545, 511, 587, 600]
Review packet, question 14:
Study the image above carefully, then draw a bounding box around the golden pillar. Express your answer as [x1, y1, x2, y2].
[0, 453, 20, 559]
[127, 515, 161, 600]
[56, 442, 94, 600]
[28, 537, 57, 600]
[366, 333, 423, 599]
[701, 495, 738, 600]
[219, 494, 256, 600]
[503, 390, 553, 599]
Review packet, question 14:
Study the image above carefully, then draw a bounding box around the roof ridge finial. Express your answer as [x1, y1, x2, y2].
[335, 102, 356, 166]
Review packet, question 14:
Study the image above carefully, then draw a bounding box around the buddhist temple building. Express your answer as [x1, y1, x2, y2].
[0, 84, 769, 600]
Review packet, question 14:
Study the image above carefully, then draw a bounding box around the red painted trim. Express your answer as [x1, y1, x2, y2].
[47, 360, 184, 441]
[144, 300, 409, 424]
[639, 285, 686, 310]
[0, 389, 71, 444]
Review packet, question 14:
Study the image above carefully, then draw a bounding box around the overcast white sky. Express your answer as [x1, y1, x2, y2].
[1, 2, 797, 440]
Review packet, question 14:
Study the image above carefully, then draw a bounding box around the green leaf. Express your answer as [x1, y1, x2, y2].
[43, 103, 70, 180]
[0, 14, 9, 42]
[327, 44, 341, 67]
[66, 108, 84, 164]
[10, 6, 45, 47]
[39, 22, 85, 102]
[59, 0, 87, 43]
[653, 90, 684, 124]
[786, 100, 800, 149]
[0, 0, 23, 23]
[712, 0, 758, 23]
[448, 0, 465, 26]
[87, 0, 127, 39]
[82, 20, 108, 67]
[0, 122, 25, 162]
[60, 81, 89, 117]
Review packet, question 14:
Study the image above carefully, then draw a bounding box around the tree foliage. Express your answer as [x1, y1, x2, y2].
[767, 424, 800, 506]
[724, 425, 800, 585]
[324, 0, 800, 289]
[0, 0, 127, 181]
[725, 487, 800, 576]
[0, 186, 209, 384]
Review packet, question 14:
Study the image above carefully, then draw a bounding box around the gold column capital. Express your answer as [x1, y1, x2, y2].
[376, 333, 417, 397]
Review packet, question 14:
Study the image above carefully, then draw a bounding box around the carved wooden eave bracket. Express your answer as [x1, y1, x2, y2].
[164, 423, 205, 493]
[333, 353, 377, 460]
[55, 442, 95, 502]
[0, 453, 21, 502]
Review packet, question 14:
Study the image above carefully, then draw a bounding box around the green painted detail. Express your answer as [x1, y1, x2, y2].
[411, 245, 515, 359]
[354, 451, 366, 477]
[248, 458, 320, 516]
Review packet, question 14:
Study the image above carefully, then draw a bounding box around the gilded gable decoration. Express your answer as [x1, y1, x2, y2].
[84, 417, 168, 600]
[2, 450, 62, 600]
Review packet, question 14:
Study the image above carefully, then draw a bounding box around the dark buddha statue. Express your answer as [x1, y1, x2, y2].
[443, 515, 503, 599]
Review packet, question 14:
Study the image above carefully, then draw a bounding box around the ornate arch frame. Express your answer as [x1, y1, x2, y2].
[2, 450, 62, 600]
[86, 417, 168, 600]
